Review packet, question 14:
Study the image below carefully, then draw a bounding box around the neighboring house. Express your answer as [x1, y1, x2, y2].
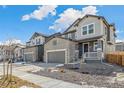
[115, 42, 124, 51]
[0, 45, 15, 61]
[13, 44, 26, 62]
[60, 15, 116, 61]
[44, 36, 78, 63]
[23, 32, 47, 62]
[0, 45, 4, 61]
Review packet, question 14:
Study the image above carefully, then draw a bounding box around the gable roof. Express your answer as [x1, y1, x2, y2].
[30, 32, 48, 40]
[75, 15, 110, 27]
[44, 36, 77, 45]
[45, 32, 62, 42]
[48, 32, 61, 38]
[63, 14, 114, 34]
[63, 18, 81, 34]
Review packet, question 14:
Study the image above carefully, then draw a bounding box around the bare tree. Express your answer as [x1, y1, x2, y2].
[0, 39, 14, 80]
[6, 39, 14, 81]
[0, 44, 6, 79]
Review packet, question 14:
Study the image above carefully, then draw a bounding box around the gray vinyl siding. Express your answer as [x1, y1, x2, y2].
[62, 15, 116, 55]
[23, 47, 38, 62]
[44, 37, 77, 63]
[23, 45, 44, 62]
[102, 22, 115, 53]
[76, 17, 103, 40]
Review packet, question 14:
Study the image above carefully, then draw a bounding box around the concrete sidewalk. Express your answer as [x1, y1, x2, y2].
[0, 67, 82, 88]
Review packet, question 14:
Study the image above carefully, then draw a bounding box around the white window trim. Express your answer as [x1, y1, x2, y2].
[81, 23, 95, 36]
[93, 41, 98, 51]
[65, 34, 68, 38]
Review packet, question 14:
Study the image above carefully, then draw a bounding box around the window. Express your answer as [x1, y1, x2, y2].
[53, 40, 57, 46]
[82, 26, 87, 35]
[105, 27, 107, 35]
[82, 23, 94, 35]
[71, 32, 75, 39]
[36, 39, 38, 44]
[107, 29, 110, 41]
[32, 41, 34, 45]
[65, 34, 68, 38]
[68, 33, 71, 38]
[89, 24, 94, 34]
[39, 38, 41, 44]
[94, 42, 98, 51]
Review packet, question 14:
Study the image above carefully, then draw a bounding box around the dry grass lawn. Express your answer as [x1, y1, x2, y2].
[0, 75, 41, 88]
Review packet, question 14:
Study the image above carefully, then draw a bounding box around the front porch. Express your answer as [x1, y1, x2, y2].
[78, 39, 104, 61]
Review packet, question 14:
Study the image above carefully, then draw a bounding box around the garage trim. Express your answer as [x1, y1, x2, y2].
[46, 49, 67, 64]
[24, 52, 34, 54]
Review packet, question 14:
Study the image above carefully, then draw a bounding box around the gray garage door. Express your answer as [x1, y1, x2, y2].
[24, 54, 33, 62]
[47, 51, 65, 63]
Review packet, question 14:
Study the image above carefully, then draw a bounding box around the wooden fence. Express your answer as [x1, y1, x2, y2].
[105, 52, 124, 66]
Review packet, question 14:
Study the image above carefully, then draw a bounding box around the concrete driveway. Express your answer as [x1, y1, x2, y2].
[28, 62, 63, 68]
[7, 62, 64, 73]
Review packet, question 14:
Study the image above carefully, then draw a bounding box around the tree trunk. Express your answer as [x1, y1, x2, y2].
[3, 59, 5, 79]
[6, 62, 10, 79]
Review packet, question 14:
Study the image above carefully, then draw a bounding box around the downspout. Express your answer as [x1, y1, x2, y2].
[98, 39, 113, 67]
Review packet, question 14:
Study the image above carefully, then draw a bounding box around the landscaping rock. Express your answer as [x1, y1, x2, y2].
[31, 68, 124, 88]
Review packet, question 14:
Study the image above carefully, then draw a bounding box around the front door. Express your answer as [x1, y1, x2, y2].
[83, 43, 89, 53]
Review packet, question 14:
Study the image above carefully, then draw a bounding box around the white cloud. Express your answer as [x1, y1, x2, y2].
[22, 5, 58, 21]
[49, 6, 98, 32]
[116, 30, 124, 34]
[0, 39, 22, 45]
[116, 39, 124, 43]
[5, 39, 22, 45]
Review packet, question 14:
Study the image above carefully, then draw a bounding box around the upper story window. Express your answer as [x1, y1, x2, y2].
[36, 39, 38, 44]
[71, 32, 75, 40]
[82, 23, 94, 35]
[82, 26, 87, 35]
[68, 33, 72, 39]
[64, 32, 76, 40]
[107, 29, 110, 41]
[65, 34, 68, 38]
[105, 27, 107, 35]
[32, 40, 35, 45]
[89, 24, 94, 34]
[39, 38, 41, 44]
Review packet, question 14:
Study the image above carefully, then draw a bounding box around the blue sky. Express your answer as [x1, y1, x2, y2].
[0, 5, 124, 43]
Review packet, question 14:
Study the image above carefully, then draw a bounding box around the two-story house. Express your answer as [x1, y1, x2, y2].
[13, 44, 26, 62]
[23, 32, 48, 62]
[44, 15, 116, 64]
[62, 15, 116, 60]
[0, 45, 16, 61]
